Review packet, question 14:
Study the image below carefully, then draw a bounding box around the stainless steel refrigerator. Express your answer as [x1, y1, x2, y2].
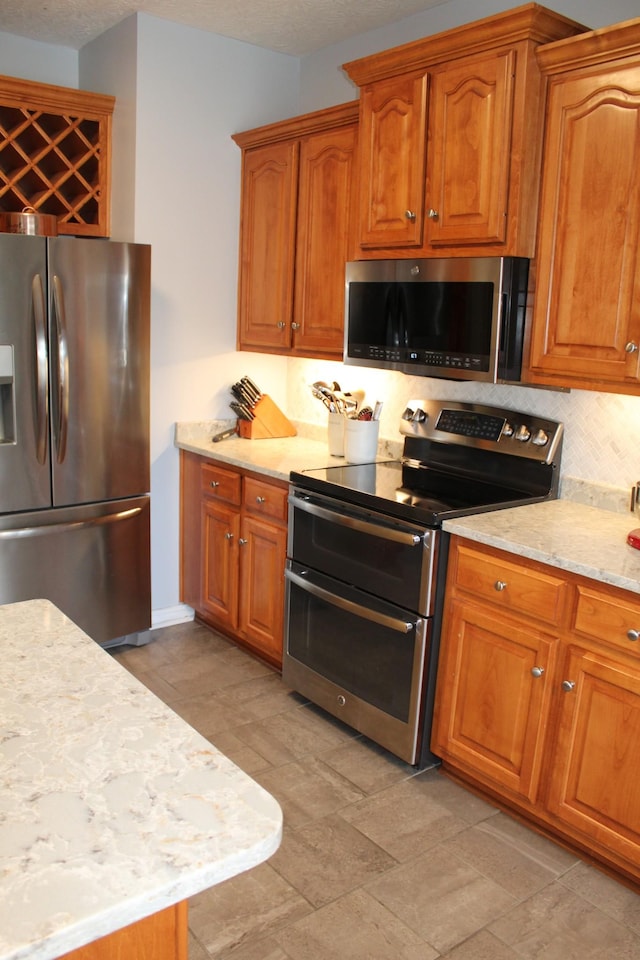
[0, 234, 151, 645]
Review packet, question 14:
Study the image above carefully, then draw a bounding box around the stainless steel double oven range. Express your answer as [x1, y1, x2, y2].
[284, 400, 563, 768]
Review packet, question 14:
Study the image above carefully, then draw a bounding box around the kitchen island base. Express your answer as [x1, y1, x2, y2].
[58, 902, 186, 960]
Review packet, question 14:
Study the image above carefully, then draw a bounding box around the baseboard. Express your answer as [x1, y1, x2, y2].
[101, 605, 195, 649]
[151, 603, 195, 629]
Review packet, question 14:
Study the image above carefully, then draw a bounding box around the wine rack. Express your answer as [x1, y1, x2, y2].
[0, 75, 114, 237]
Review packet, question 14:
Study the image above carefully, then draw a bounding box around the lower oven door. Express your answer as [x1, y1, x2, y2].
[283, 560, 430, 764]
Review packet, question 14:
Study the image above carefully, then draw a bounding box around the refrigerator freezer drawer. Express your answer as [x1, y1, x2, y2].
[0, 495, 150, 645]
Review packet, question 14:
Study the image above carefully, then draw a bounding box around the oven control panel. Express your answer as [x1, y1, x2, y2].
[400, 399, 563, 464]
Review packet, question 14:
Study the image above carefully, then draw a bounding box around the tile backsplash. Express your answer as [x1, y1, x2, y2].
[288, 358, 640, 501]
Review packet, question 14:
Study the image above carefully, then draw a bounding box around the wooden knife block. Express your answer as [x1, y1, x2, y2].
[238, 395, 297, 439]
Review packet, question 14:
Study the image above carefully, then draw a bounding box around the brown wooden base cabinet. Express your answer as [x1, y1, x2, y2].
[180, 450, 287, 668]
[432, 536, 640, 887]
[58, 902, 187, 960]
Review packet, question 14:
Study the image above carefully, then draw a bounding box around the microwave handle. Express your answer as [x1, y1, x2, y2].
[384, 284, 396, 347]
[399, 284, 409, 347]
[289, 493, 424, 546]
[286, 567, 418, 634]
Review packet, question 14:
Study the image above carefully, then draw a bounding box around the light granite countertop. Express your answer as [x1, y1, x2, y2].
[0, 600, 282, 960]
[443, 499, 640, 595]
[176, 420, 640, 595]
[174, 420, 400, 480]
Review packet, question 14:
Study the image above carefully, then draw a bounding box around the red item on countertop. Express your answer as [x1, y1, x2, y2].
[627, 528, 640, 550]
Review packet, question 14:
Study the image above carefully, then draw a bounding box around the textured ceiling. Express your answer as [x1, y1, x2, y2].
[0, 0, 449, 54]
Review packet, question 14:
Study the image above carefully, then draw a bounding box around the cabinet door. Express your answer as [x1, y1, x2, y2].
[201, 500, 240, 630]
[293, 124, 357, 357]
[546, 645, 640, 866]
[237, 141, 298, 351]
[426, 51, 515, 247]
[238, 514, 286, 666]
[529, 63, 640, 387]
[432, 599, 555, 804]
[357, 72, 428, 248]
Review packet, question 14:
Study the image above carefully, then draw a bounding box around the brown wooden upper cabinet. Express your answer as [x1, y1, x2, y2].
[526, 19, 640, 394]
[232, 102, 358, 359]
[342, 4, 586, 258]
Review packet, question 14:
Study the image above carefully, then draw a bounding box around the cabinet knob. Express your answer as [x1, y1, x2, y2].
[224, 531, 233, 540]
[531, 666, 545, 678]
[404, 209, 417, 222]
[625, 341, 638, 354]
[337, 694, 346, 706]
[562, 680, 576, 692]
[494, 580, 508, 592]
[627, 629, 640, 641]
[256, 496, 266, 504]
[277, 321, 286, 329]
[239, 538, 248, 546]
[210, 480, 220, 488]
[427, 208, 439, 220]
[291, 322, 300, 331]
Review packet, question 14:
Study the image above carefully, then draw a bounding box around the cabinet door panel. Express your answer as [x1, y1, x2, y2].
[201, 501, 240, 630]
[294, 124, 357, 356]
[530, 66, 640, 385]
[358, 72, 428, 248]
[433, 599, 555, 803]
[239, 515, 286, 665]
[427, 51, 515, 246]
[547, 647, 640, 862]
[238, 142, 298, 350]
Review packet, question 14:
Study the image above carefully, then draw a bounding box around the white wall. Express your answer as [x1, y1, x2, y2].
[0, 30, 77, 87]
[299, 0, 640, 110]
[79, 17, 138, 242]
[131, 17, 299, 618]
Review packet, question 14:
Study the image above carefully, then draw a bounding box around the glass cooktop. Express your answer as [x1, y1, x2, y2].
[291, 460, 535, 527]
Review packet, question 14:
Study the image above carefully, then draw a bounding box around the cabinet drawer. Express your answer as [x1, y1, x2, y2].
[454, 544, 567, 627]
[244, 477, 288, 524]
[201, 462, 241, 505]
[574, 586, 640, 656]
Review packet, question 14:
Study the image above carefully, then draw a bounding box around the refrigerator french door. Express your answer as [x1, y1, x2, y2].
[0, 234, 151, 645]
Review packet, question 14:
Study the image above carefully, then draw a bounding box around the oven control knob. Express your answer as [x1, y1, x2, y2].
[402, 406, 414, 420]
[411, 407, 427, 422]
[531, 429, 549, 447]
[515, 424, 531, 442]
[502, 422, 514, 438]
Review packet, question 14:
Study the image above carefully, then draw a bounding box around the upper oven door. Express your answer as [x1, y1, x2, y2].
[288, 486, 437, 616]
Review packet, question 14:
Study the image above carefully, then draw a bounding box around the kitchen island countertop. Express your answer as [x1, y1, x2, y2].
[444, 498, 640, 594]
[0, 600, 282, 960]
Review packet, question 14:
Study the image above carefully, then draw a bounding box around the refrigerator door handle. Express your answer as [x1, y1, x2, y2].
[0, 505, 144, 540]
[51, 274, 69, 463]
[31, 273, 49, 465]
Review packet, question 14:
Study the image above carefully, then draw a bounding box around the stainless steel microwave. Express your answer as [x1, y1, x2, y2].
[344, 256, 529, 383]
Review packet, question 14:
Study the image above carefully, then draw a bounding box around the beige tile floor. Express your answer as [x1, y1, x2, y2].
[112, 621, 640, 960]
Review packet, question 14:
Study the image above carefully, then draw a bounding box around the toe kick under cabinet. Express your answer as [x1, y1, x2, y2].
[180, 451, 288, 668]
[432, 536, 640, 887]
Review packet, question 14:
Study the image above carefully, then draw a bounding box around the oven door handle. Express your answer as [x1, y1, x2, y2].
[289, 494, 424, 546]
[285, 568, 418, 634]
